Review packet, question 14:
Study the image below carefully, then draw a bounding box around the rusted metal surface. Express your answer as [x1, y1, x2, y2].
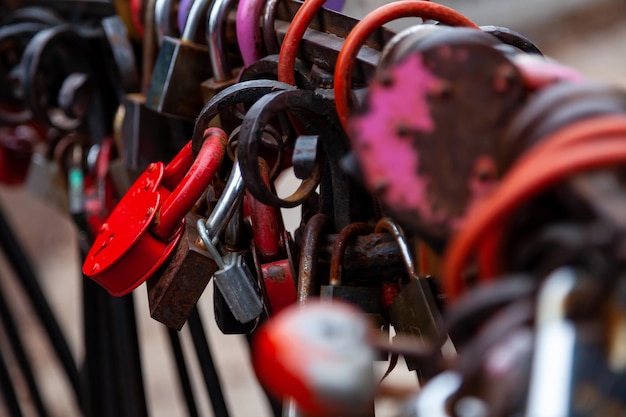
[147, 213, 218, 330]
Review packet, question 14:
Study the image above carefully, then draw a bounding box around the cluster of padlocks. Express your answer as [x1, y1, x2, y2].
[2, 0, 626, 416]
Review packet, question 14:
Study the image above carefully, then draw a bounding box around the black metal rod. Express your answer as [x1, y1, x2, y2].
[82, 277, 119, 417]
[167, 328, 200, 417]
[0, 279, 48, 417]
[0, 342, 24, 417]
[187, 307, 230, 417]
[0, 201, 83, 410]
[108, 294, 150, 417]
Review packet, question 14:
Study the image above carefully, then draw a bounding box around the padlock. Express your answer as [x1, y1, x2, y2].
[200, 0, 243, 105]
[320, 222, 388, 350]
[148, 159, 245, 330]
[82, 127, 227, 296]
[213, 201, 260, 334]
[253, 300, 377, 417]
[146, 212, 218, 330]
[200, 231, 264, 324]
[247, 158, 297, 316]
[146, 0, 213, 119]
[117, 1, 176, 172]
[376, 217, 444, 374]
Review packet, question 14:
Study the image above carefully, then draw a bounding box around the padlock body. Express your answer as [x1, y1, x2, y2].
[146, 36, 212, 120]
[213, 253, 264, 323]
[260, 259, 297, 316]
[147, 213, 219, 330]
[389, 279, 441, 371]
[82, 162, 182, 296]
[121, 94, 175, 171]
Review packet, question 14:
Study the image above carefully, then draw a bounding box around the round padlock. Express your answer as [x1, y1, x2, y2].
[253, 300, 377, 417]
[82, 128, 227, 296]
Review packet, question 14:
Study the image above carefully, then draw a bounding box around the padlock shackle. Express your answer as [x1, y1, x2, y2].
[374, 217, 418, 280]
[248, 158, 283, 261]
[237, 0, 267, 66]
[334, 0, 479, 130]
[208, 0, 237, 81]
[182, 0, 211, 40]
[162, 140, 194, 190]
[154, 128, 227, 239]
[329, 222, 374, 286]
[298, 214, 332, 303]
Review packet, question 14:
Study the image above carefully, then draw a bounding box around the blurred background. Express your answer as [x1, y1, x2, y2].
[0, 0, 625, 415]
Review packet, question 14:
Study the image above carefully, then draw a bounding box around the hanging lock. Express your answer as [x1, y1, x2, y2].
[320, 222, 388, 361]
[0, 124, 38, 186]
[376, 217, 445, 375]
[146, 0, 213, 119]
[200, 232, 264, 324]
[148, 158, 244, 330]
[119, 0, 176, 172]
[248, 159, 297, 317]
[82, 128, 227, 296]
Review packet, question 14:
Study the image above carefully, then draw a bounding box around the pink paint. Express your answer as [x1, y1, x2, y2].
[349, 54, 444, 223]
[237, 0, 266, 66]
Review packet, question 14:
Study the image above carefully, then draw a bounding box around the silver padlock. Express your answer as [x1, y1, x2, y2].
[201, 233, 264, 324]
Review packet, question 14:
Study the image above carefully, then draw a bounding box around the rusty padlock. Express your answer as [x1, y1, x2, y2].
[82, 127, 227, 296]
[320, 222, 388, 355]
[146, 0, 213, 119]
[148, 157, 244, 330]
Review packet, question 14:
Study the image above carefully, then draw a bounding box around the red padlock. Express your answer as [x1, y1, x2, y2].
[82, 127, 227, 296]
[253, 300, 377, 416]
[246, 159, 297, 316]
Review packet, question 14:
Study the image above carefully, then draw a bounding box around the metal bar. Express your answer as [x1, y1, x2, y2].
[187, 307, 230, 417]
[109, 295, 150, 417]
[167, 328, 200, 417]
[82, 278, 119, 417]
[0, 201, 83, 410]
[0, 279, 48, 416]
[0, 341, 24, 417]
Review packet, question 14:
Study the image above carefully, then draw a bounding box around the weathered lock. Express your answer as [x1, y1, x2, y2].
[376, 217, 444, 373]
[146, 212, 218, 330]
[146, 0, 213, 119]
[200, 232, 264, 324]
[117, 2, 175, 172]
[82, 128, 227, 296]
[200, 0, 242, 105]
[148, 158, 244, 330]
[320, 223, 387, 344]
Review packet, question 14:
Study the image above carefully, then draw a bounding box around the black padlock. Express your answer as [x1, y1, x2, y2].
[376, 217, 445, 375]
[146, 0, 213, 119]
[320, 222, 388, 362]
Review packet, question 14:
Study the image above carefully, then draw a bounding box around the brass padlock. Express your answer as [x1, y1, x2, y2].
[146, 0, 213, 119]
